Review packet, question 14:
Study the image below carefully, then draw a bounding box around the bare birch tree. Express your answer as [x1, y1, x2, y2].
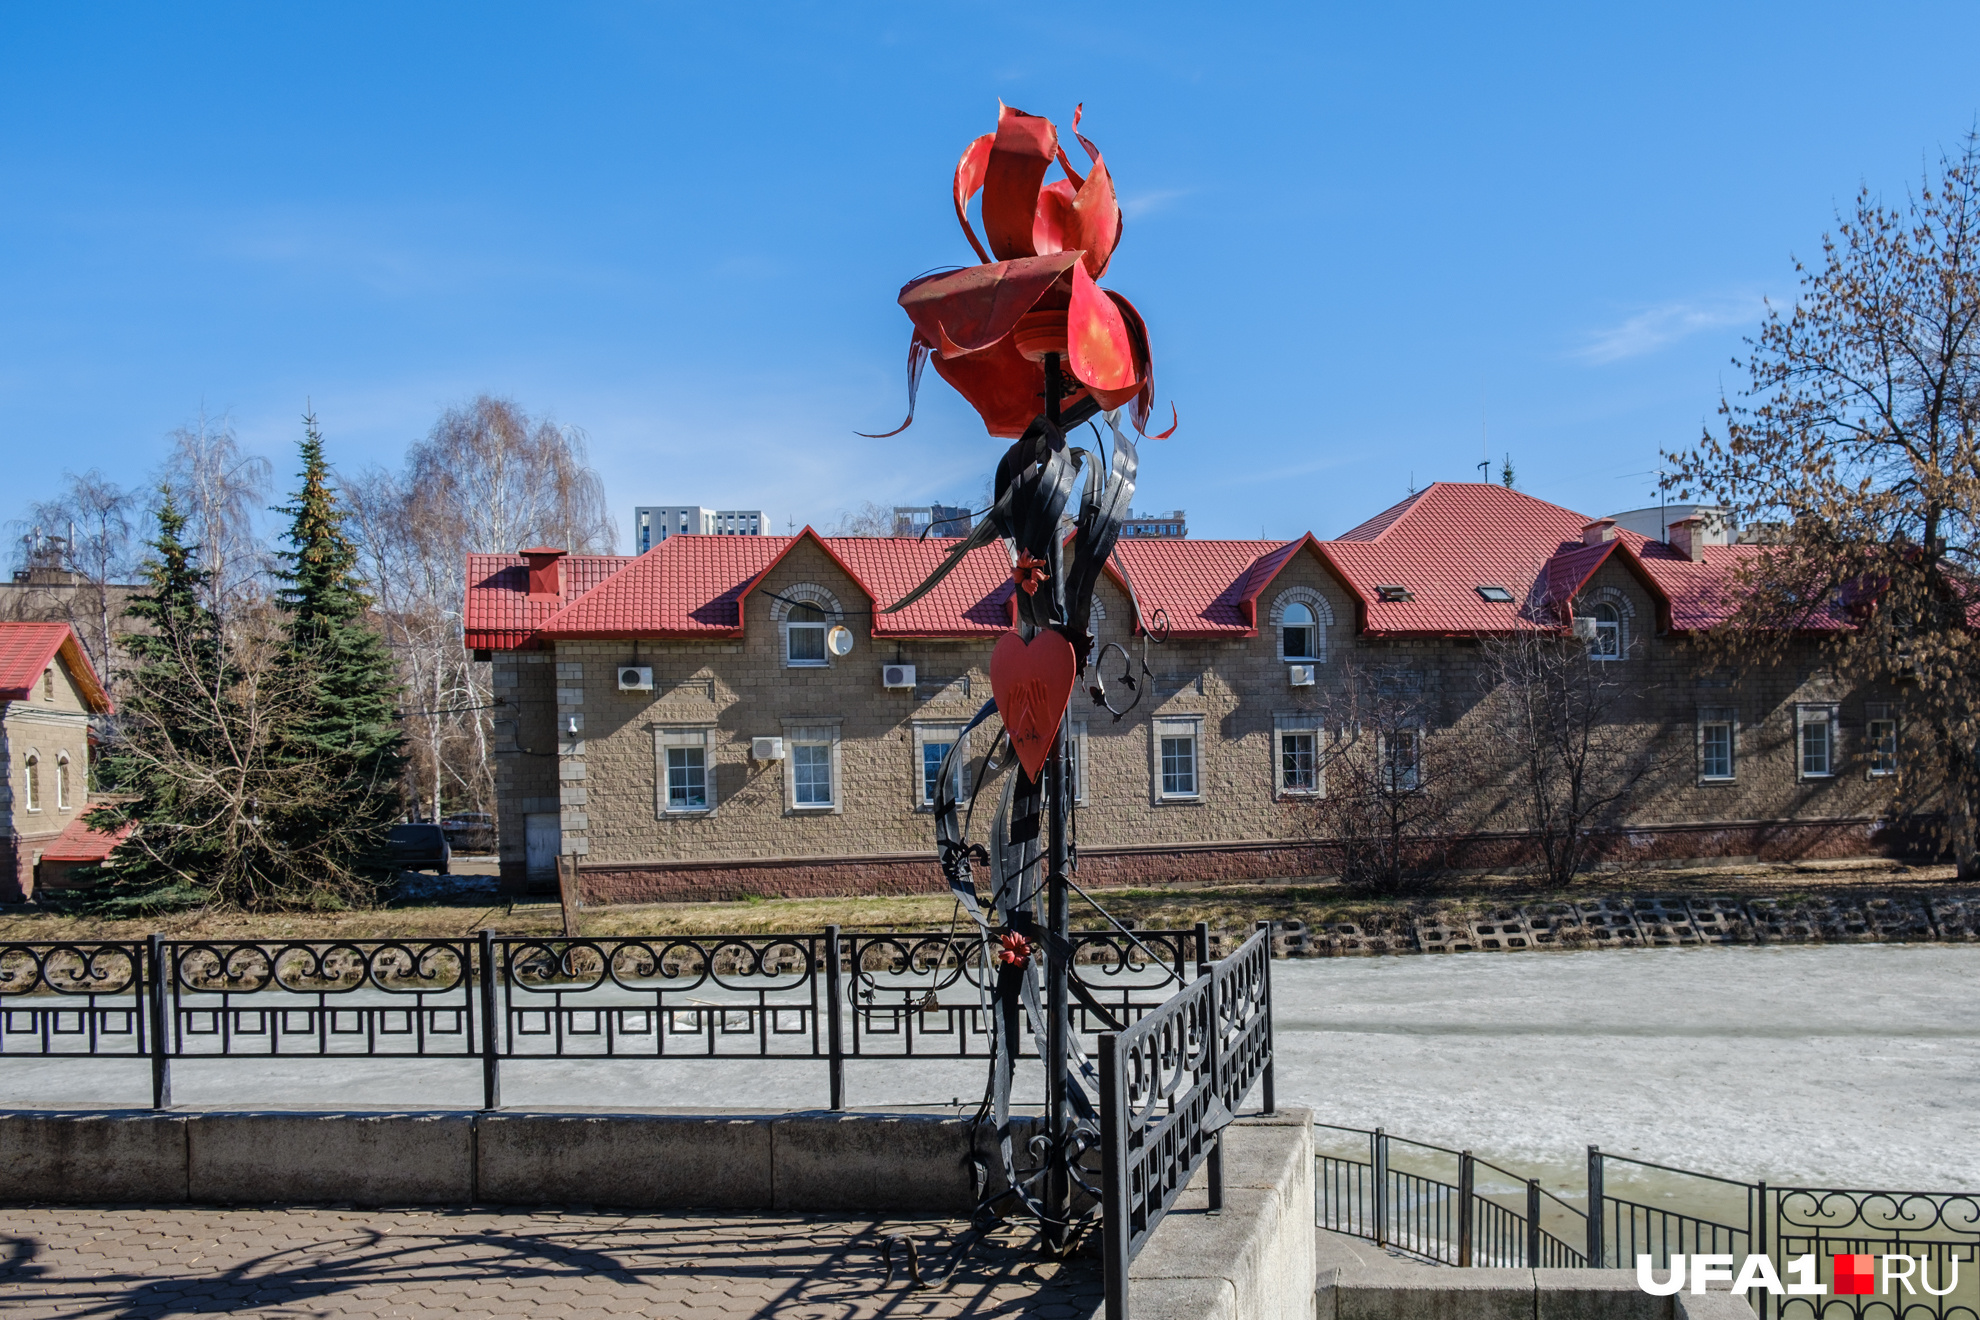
[344, 395, 617, 825]
[10, 470, 139, 679]
[159, 409, 273, 622]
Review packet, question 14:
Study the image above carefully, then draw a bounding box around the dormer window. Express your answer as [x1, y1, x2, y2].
[43, 668, 54, 700]
[786, 603, 827, 665]
[1475, 586, 1513, 603]
[1376, 585, 1413, 603]
[1281, 603, 1318, 661]
[1582, 602, 1621, 659]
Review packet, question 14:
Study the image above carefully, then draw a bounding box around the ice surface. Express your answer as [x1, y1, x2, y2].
[1275, 943, 1980, 1191]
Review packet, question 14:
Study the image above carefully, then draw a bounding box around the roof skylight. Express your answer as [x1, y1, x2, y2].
[1475, 586, 1514, 603]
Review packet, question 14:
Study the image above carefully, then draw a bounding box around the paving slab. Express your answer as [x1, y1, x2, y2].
[0, 1204, 1102, 1318]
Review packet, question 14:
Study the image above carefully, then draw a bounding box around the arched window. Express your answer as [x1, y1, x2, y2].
[43, 668, 54, 701]
[56, 751, 70, 811]
[1281, 603, 1318, 661]
[1585, 602, 1621, 660]
[786, 602, 827, 665]
[22, 751, 39, 812]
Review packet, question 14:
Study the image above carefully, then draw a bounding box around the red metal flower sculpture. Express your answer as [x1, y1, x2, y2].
[865, 104, 1174, 440]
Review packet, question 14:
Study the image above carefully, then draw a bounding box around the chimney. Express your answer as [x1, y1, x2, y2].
[1668, 516, 1706, 563]
[1581, 518, 1617, 547]
[521, 547, 568, 599]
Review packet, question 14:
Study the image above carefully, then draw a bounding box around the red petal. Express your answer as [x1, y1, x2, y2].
[1070, 153, 1122, 279]
[952, 133, 993, 265]
[1032, 179, 1075, 256]
[1089, 290, 1153, 415]
[982, 104, 1057, 261]
[898, 253, 1079, 356]
[1067, 262, 1136, 393]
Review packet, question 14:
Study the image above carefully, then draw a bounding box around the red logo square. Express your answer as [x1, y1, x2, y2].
[1834, 1255, 1876, 1295]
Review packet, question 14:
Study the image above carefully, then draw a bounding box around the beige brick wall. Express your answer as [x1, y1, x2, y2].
[494, 545, 1905, 880]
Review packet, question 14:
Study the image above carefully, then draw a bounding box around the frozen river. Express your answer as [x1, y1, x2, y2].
[6, 942, 1974, 1193]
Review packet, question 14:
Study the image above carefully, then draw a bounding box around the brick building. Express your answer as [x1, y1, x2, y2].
[465, 483, 1905, 900]
[0, 622, 118, 901]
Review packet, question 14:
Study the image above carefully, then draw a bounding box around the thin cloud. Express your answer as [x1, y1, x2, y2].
[1119, 188, 1191, 219]
[1574, 295, 1764, 365]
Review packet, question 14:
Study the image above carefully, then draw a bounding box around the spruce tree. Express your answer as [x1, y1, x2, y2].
[79, 494, 231, 912]
[269, 412, 406, 895]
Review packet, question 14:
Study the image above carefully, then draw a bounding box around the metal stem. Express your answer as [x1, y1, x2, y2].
[1045, 716, 1071, 1253]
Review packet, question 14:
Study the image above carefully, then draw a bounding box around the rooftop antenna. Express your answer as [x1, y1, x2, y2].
[1478, 410, 1490, 481]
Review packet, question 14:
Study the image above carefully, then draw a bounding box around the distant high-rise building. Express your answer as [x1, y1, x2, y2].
[634, 506, 772, 553]
[892, 504, 974, 538]
[1118, 509, 1187, 539]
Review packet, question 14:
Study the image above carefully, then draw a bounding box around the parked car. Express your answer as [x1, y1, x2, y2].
[440, 812, 496, 853]
[388, 824, 452, 875]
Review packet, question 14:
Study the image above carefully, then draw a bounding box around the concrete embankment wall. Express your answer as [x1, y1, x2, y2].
[0, 1108, 1042, 1211]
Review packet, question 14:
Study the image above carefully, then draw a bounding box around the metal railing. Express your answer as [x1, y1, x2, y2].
[0, 925, 1206, 1111]
[1316, 1131, 1979, 1320]
[1316, 1125, 1587, 1268]
[1099, 924, 1275, 1320]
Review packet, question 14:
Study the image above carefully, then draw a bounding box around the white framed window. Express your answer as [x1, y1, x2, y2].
[913, 722, 967, 808]
[1270, 589, 1332, 663]
[1698, 708, 1736, 782]
[774, 584, 843, 668]
[55, 751, 70, 811]
[783, 722, 842, 812]
[1153, 717, 1201, 801]
[22, 750, 39, 812]
[1797, 705, 1837, 780]
[43, 668, 54, 701]
[654, 727, 714, 814]
[786, 603, 827, 665]
[1580, 602, 1622, 660]
[1379, 728, 1420, 793]
[1274, 715, 1322, 797]
[1866, 704, 1898, 778]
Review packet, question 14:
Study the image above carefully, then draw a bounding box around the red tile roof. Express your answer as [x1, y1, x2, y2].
[0, 622, 111, 711]
[1110, 537, 1324, 636]
[464, 554, 631, 650]
[1322, 483, 1595, 635]
[460, 485, 1805, 648]
[39, 815, 133, 863]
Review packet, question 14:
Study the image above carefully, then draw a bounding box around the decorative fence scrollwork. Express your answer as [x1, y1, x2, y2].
[1098, 924, 1275, 1320]
[0, 924, 1209, 1115]
[0, 940, 148, 1058]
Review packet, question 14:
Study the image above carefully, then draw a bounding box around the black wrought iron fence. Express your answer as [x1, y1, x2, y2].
[0, 925, 1206, 1111]
[1098, 925, 1275, 1320]
[1315, 1131, 1979, 1320]
[1315, 1125, 1587, 1268]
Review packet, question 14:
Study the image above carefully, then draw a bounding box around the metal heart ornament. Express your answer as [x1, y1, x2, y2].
[989, 629, 1077, 782]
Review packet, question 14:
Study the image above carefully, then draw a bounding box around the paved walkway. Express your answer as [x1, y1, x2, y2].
[0, 1206, 1101, 1319]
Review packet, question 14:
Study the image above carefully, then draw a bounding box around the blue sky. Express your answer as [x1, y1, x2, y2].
[5, 2, 1977, 552]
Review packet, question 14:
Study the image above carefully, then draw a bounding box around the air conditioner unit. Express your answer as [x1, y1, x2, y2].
[751, 736, 785, 761]
[1288, 664, 1316, 687]
[1571, 617, 1599, 641]
[617, 666, 653, 691]
[882, 664, 916, 689]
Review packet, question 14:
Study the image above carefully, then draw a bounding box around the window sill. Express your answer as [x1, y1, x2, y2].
[787, 803, 839, 814]
[1799, 773, 1835, 781]
[1156, 794, 1202, 805]
[1868, 770, 1898, 779]
[785, 660, 829, 669]
[1698, 776, 1736, 786]
[663, 806, 713, 817]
